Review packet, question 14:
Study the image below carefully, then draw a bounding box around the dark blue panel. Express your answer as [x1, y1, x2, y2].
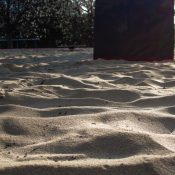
[94, 0, 174, 61]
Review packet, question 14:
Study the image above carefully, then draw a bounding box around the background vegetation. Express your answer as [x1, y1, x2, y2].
[0, 0, 95, 48]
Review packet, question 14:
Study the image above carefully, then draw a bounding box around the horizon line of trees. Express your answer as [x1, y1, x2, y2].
[0, 0, 95, 48]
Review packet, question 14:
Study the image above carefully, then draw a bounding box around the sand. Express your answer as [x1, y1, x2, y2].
[0, 48, 175, 175]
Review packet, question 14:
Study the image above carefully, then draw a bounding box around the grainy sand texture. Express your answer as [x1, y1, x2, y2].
[0, 48, 175, 175]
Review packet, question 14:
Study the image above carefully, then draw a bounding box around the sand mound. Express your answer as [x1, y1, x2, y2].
[0, 48, 175, 175]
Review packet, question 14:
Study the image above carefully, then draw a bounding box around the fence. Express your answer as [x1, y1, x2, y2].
[0, 38, 40, 49]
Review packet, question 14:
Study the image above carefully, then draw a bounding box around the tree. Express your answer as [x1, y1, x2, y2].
[73, 0, 95, 46]
[0, 0, 44, 47]
[0, 0, 96, 48]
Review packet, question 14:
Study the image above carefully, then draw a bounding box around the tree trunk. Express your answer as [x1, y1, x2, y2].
[7, 34, 13, 49]
[7, 0, 13, 48]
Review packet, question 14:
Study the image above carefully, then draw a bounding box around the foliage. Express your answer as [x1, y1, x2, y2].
[0, 0, 95, 47]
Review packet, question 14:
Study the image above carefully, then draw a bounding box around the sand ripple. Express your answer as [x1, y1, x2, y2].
[0, 49, 175, 175]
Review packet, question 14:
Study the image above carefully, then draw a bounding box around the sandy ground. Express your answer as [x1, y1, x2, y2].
[0, 48, 175, 175]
